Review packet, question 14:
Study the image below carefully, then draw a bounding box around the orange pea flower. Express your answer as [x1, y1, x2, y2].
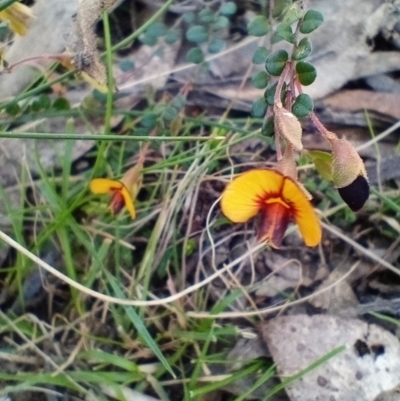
[221, 169, 321, 248]
[90, 163, 142, 219]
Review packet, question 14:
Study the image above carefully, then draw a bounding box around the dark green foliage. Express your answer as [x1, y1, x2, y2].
[292, 37, 312, 60]
[248, 16, 270, 36]
[265, 50, 289, 76]
[296, 61, 317, 85]
[300, 10, 324, 34]
[251, 98, 267, 118]
[292, 94, 314, 117]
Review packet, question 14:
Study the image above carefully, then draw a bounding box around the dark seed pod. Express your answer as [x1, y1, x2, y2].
[337, 175, 370, 212]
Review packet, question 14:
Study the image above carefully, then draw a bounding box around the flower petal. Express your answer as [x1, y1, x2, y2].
[221, 169, 284, 223]
[281, 177, 321, 246]
[120, 185, 136, 219]
[259, 203, 290, 248]
[90, 178, 123, 194]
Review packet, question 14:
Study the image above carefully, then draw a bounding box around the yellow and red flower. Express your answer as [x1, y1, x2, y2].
[221, 169, 321, 248]
[90, 163, 142, 219]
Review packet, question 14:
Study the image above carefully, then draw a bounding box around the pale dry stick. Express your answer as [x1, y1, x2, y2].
[355, 120, 400, 152]
[187, 260, 361, 319]
[0, 310, 86, 393]
[321, 222, 400, 276]
[205, 197, 261, 312]
[201, 196, 234, 291]
[51, 336, 84, 377]
[0, 228, 265, 307]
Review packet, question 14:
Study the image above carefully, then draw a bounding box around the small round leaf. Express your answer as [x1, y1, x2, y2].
[212, 15, 229, 30]
[272, 23, 295, 44]
[296, 61, 317, 85]
[251, 71, 269, 89]
[208, 38, 225, 54]
[262, 117, 275, 136]
[292, 37, 312, 60]
[141, 113, 158, 129]
[119, 59, 135, 72]
[252, 47, 269, 64]
[199, 8, 214, 24]
[147, 22, 167, 37]
[186, 47, 204, 64]
[292, 93, 314, 118]
[247, 16, 270, 37]
[265, 50, 289, 76]
[264, 82, 278, 106]
[186, 25, 208, 44]
[251, 98, 267, 118]
[165, 29, 180, 44]
[52, 98, 70, 111]
[140, 32, 158, 46]
[220, 2, 237, 16]
[300, 10, 324, 34]
[272, 0, 292, 17]
[183, 12, 195, 24]
[6, 102, 21, 116]
[282, 4, 304, 25]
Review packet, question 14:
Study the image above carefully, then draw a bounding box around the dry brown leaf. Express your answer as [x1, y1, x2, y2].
[323, 90, 400, 120]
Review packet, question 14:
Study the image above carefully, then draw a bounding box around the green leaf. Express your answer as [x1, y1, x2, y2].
[147, 21, 167, 37]
[183, 12, 195, 24]
[186, 47, 204, 64]
[6, 102, 20, 116]
[247, 16, 270, 36]
[292, 38, 312, 60]
[165, 29, 180, 44]
[292, 93, 314, 118]
[292, 37, 312, 60]
[220, 2, 237, 16]
[140, 32, 158, 46]
[208, 38, 225, 54]
[212, 15, 229, 30]
[52, 98, 70, 111]
[251, 98, 267, 118]
[307, 150, 333, 181]
[272, 0, 292, 17]
[199, 8, 214, 24]
[38, 94, 51, 110]
[141, 113, 158, 129]
[186, 25, 208, 44]
[282, 4, 304, 25]
[264, 82, 278, 106]
[300, 9, 324, 34]
[171, 94, 186, 109]
[272, 23, 295, 44]
[262, 117, 275, 136]
[296, 61, 317, 85]
[251, 71, 269, 89]
[163, 106, 178, 121]
[252, 47, 269, 64]
[119, 59, 135, 72]
[265, 50, 288, 76]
